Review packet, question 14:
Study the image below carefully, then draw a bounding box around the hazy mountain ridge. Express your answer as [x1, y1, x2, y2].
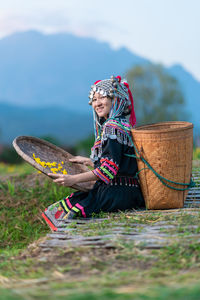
[0, 31, 150, 111]
[0, 31, 199, 145]
[0, 102, 93, 145]
[168, 64, 200, 127]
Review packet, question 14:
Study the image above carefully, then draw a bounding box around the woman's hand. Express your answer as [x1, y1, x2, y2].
[48, 170, 98, 187]
[69, 156, 94, 168]
[48, 173, 78, 187]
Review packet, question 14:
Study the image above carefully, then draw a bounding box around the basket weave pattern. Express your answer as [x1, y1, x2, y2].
[131, 121, 193, 209]
[13, 136, 92, 192]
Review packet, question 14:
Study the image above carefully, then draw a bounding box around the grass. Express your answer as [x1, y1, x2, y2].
[0, 162, 200, 299]
[0, 172, 72, 251]
[1, 284, 200, 300]
[0, 162, 35, 175]
[193, 148, 200, 160]
[66, 209, 200, 238]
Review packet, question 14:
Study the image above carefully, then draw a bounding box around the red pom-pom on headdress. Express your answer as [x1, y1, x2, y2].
[123, 82, 136, 127]
[128, 89, 136, 127]
[94, 80, 101, 85]
[123, 82, 129, 89]
[116, 75, 121, 82]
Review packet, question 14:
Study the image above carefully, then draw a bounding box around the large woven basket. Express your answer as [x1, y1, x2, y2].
[131, 121, 193, 209]
[13, 136, 93, 192]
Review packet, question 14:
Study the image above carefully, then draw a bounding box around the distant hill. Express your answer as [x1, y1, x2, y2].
[0, 102, 93, 145]
[0, 30, 199, 145]
[0, 31, 149, 112]
[168, 64, 200, 130]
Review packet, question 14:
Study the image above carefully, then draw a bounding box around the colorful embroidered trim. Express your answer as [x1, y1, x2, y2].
[75, 203, 86, 218]
[110, 176, 139, 187]
[101, 162, 117, 175]
[90, 117, 134, 162]
[93, 168, 110, 184]
[100, 158, 119, 170]
[93, 157, 119, 184]
[60, 199, 70, 213]
[100, 166, 114, 179]
[42, 211, 58, 231]
[91, 139, 101, 151]
[102, 119, 132, 137]
[62, 196, 87, 218]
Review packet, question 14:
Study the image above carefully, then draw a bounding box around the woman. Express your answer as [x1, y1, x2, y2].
[42, 75, 145, 231]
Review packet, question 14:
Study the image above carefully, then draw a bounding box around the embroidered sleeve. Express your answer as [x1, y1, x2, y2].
[93, 157, 119, 184]
[92, 138, 122, 184]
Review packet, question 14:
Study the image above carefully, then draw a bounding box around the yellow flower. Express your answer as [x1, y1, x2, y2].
[32, 154, 67, 175]
[40, 161, 46, 167]
[50, 168, 58, 173]
[46, 162, 52, 167]
[35, 158, 41, 164]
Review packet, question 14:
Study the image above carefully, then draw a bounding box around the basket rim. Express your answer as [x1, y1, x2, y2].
[13, 135, 73, 162]
[12, 135, 90, 192]
[132, 121, 193, 134]
[12, 135, 74, 174]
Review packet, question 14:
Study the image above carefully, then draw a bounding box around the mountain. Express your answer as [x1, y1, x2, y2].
[0, 30, 199, 145]
[168, 64, 200, 128]
[0, 31, 149, 112]
[0, 102, 93, 145]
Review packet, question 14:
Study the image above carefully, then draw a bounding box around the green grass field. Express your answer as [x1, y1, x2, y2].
[0, 162, 35, 175]
[0, 162, 200, 300]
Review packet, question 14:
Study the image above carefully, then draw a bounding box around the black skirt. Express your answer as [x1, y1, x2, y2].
[42, 177, 145, 231]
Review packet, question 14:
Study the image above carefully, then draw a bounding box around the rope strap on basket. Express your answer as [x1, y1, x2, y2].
[102, 118, 196, 191]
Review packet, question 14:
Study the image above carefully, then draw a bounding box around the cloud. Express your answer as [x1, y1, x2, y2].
[0, 1, 199, 81]
[0, 12, 28, 38]
[0, 9, 120, 45]
[0, 10, 71, 38]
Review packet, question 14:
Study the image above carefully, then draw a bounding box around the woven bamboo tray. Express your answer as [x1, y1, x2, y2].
[13, 136, 93, 192]
[131, 121, 193, 209]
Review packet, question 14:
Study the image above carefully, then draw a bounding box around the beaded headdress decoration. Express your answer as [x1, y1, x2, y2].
[89, 75, 136, 140]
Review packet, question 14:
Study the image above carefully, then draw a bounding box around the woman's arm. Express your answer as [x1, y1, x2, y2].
[48, 171, 98, 187]
[69, 156, 94, 168]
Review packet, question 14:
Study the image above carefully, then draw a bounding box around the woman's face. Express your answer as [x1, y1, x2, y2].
[92, 92, 112, 119]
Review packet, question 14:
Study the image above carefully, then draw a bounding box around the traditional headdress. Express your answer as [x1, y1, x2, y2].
[89, 75, 136, 161]
[89, 75, 136, 137]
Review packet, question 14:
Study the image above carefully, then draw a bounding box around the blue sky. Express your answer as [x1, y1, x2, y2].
[0, 0, 199, 81]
